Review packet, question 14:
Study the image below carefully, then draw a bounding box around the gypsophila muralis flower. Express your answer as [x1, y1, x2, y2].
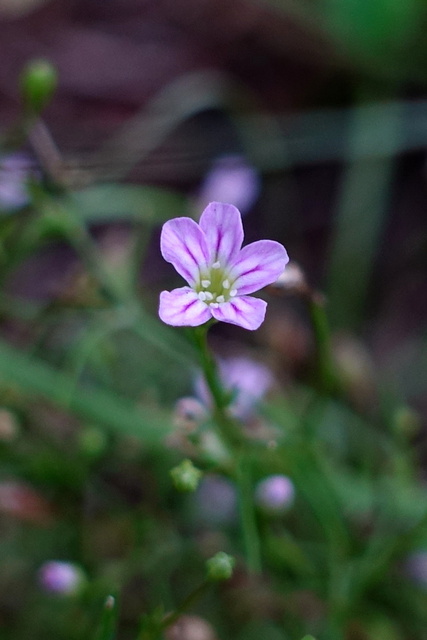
[194, 356, 274, 421]
[159, 202, 288, 331]
[255, 474, 295, 513]
[195, 154, 260, 215]
[38, 561, 86, 595]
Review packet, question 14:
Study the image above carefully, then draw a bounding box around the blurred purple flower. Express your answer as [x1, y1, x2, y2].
[195, 154, 260, 216]
[195, 355, 275, 421]
[403, 551, 427, 587]
[38, 561, 85, 595]
[193, 474, 237, 526]
[255, 474, 295, 513]
[159, 202, 288, 330]
[0, 154, 32, 211]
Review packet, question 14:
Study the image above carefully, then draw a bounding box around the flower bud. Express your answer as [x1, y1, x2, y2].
[403, 550, 427, 587]
[170, 459, 202, 492]
[0, 154, 33, 211]
[255, 475, 295, 514]
[20, 59, 57, 115]
[268, 262, 309, 296]
[194, 154, 260, 217]
[38, 561, 86, 595]
[206, 551, 235, 581]
[173, 397, 207, 433]
[165, 615, 218, 640]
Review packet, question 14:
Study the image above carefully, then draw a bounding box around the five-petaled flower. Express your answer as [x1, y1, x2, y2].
[159, 202, 289, 330]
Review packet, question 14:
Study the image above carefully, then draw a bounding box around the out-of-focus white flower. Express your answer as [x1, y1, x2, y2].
[38, 561, 86, 595]
[195, 355, 275, 421]
[0, 154, 33, 211]
[195, 155, 260, 216]
[255, 474, 295, 513]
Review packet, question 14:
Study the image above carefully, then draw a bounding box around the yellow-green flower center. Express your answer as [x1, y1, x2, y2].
[196, 261, 237, 307]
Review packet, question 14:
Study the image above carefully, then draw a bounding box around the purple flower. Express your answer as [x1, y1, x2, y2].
[0, 154, 32, 211]
[403, 551, 427, 587]
[195, 154, 260, 216]
[38, 561, 85, 595]
[255, 475, 295, 513]
[195, 356, 274, 420]
[159, 202, 288, 330]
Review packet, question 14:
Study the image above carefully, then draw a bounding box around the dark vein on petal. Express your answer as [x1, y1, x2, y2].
[235, 265, 262, 278]
[215, 227, 223, 257]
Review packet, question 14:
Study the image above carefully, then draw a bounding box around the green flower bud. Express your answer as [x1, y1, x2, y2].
[206, 551, 235, 581]
[20, 59, 57, 115]
[170, 459, 202, 492]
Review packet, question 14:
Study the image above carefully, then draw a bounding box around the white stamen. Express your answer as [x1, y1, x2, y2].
[230, 289, 237, 297]
[212, 261, 221, 269]
[201, 279, 211, 288]
[198, 292, 207, 301]
[216, 295, 225, 304]
[222, 279, 230, 289]
[209, 302, 219, 308]
[205, 292, 214, 301]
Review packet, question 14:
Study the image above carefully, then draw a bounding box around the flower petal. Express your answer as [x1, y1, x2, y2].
[161, 217, 210, 285]
[210, 296, 267, 331]
[230, 240, 289, 295]
[159, 287, 212, 327]
[199, 202, 243, 265]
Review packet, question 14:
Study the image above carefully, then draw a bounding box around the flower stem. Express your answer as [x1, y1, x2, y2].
[160, 581, 210, 631]
[190, 325, 244, 448]
[236, 453, 262, 575]
[307, 294, 337, 395]
[190, 324, 262, 574]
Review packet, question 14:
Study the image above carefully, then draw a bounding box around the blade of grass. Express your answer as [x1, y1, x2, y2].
[0, 339, 171, 443]
[94, 595, 118, 640]
[327, 94, 401, 329]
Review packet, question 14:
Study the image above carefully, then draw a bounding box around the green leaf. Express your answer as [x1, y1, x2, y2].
[0, 339, 172, 443]
[67, 184, 185, 224]
[94, 595, 118, 640]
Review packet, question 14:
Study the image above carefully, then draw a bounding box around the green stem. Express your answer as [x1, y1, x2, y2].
[307, 295, 337, 395]
[160, 581, 210, 631]
[236, 454, 262, 575]
[191, 324, 244, 448]
[190, 325, 262, 574]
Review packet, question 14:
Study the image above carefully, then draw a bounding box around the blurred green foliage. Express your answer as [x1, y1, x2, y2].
[0, 1, 427, 636]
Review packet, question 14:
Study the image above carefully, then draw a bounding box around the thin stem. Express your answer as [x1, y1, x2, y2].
[136, 581, 210, 640]
[190, 324, 262, 574]
[160, 581, 210, 631]
[191, 324, 244, 448]
[307, 294, 338, 395]
[236, 453, 262, 575]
